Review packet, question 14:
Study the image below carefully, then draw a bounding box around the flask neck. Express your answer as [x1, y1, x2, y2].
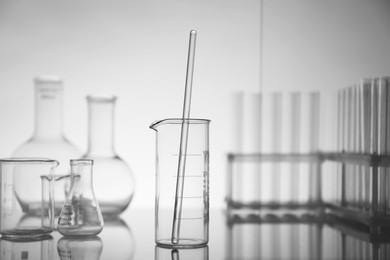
[71, 160, 94, 193]
[33, 77, 64, 140]
[86, 96, 116, 157]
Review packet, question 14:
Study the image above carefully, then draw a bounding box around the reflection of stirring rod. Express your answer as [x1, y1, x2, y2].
[171, 249, 180, 260]
[171, 30, 197, 244]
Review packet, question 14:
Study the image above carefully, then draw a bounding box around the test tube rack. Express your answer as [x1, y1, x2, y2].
[226, 151, 390, 234]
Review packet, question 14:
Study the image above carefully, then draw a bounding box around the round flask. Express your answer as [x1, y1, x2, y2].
[83, 95, 135, 217]
[12, 75, 82, 173]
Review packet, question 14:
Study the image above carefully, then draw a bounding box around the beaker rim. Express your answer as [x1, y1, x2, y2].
[0, 157, 58, 164]
[87, 94, 117, 103]
[149, 118, 211, 130]
[70, 158, 94, 165]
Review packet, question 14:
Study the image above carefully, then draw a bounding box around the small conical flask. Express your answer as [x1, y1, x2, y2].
[83, 95, 135, 217]
[57, 159, 104, 237]
[12, 75, 82, 174]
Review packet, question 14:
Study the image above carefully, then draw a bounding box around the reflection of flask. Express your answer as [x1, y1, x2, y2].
[58, 159, 104, 236]
[57, 236, 103, 260]
[12, 76, 82, 173]
[99, 219, 134, 260]
[83, 95, 135, 217]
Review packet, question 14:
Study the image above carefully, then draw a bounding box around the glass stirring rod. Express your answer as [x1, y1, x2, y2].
[171, 30, 197, 244]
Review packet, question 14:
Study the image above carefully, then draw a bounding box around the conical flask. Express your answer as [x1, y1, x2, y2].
[82, 95, 135, 217]
[12, 75, 82, 174]
[57, 159, 104, 237]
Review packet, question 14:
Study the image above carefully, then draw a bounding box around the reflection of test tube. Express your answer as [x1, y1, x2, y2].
[226, 221, 321, 259]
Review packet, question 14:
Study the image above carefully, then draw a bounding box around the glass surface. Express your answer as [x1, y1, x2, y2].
[57, 236, 103, 260]
[0, 158, 59, 240]
[0, 235, 54, 260]
[83, 95, 135, 217]
[57, 159, 104, 237]
[12, 76, 82, 174]
[150, 118, 210, 248]
[1, 208, 390, 259]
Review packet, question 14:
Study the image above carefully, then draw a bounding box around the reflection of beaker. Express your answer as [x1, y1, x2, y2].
[99, 218, 135, 260]
[150, 118, 210, 248]
[0, 158, 59, 240]
[57, 159, 104, 237]
[155, 245, 208, 260]
[12, 75, 82, 174]
[57, 236, 103, 260]
[0, 236, 54, 260]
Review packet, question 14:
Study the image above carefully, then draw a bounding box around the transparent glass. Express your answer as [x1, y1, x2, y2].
[41, 174, 71, 229]
[150, 118, 210, 248]
[12, 75, 82, 174]
[99, 218, 135, 260]
[155, 245, 209, 260]
[57, 236, 103, 260]
[57, 159, 104, 237]
[227, 92, 321, 215]
[83, 95, 135, 217]
[0, 158, 59, 240]
[0, 236, 54, 260]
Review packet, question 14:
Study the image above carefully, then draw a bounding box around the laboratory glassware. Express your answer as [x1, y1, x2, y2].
[41, 174, 71, 229]
[12, 75, 82, 174]
[0, 236, 54, 260]
[57, 159, 104, 237]
[82, 95, 135, 217]
[155, 245, 208, 260]
[227, 91, 321, 215]
[99, 219, 135, 260]
[150, 118, 210, 248]
[57, 236, 103, 260]
[0, 158, 59, 240]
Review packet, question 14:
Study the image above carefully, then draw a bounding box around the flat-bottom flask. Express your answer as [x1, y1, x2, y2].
[57, 159, 104, 236]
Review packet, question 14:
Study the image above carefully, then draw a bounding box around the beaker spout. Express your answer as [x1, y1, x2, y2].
[149, 118, 210, 131]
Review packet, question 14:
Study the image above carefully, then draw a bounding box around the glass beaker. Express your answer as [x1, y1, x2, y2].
[41, 174, 71, 229]
[57, 159, 104, 237]
[150, 118, 210, 248]
[12, 75, 82, 174]
[0, 158, 59, 240]
[83, 94, 135, 217]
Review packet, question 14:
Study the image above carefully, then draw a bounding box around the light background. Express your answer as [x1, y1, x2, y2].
[0, 0, 389, 209]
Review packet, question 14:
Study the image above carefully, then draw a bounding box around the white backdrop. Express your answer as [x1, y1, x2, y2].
[0, 0, 389, 209]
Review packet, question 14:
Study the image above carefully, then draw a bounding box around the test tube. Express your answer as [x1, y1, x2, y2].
[259, 92, 282, 207]
[385, 77, 390, 216]
[360, 79, 372, 213]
